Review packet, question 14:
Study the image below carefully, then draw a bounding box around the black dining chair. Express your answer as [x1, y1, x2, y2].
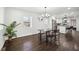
[46, 30, 53, 43]
[38, 29, 46, 44]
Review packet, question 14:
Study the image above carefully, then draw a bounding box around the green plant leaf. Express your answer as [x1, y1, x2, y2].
[1, 21, 20, 40]
[0, 24, 8, 27]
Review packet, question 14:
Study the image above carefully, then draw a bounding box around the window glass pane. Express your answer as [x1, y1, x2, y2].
[0, 8, 4, 30]
[0, 17, 3, 30]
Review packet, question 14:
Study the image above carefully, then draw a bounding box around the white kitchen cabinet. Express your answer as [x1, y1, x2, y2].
[58, 26, 66, 33]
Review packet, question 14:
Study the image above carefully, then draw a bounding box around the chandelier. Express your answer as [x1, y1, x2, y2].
[39, 7, 50, 21]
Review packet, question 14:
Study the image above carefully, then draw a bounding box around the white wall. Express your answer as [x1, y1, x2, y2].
[5, 8, 51, 37]
[0, 7, 5, 50]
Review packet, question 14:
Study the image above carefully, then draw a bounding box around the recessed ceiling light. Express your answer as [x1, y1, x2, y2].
[67, 7, 71, 10]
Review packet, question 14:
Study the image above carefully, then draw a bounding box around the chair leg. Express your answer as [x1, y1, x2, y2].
[46, 37, 48, 45]
[38, 33, 42, 44]
[57, 34, 60, 46]
[51, 37, 52, 43]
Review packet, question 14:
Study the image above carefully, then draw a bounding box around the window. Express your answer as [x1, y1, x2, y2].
[14, 16, 32, 27]
[23, 16, 32, 27]
[0, 17, 4, 30]
[0, 8, 4, 30]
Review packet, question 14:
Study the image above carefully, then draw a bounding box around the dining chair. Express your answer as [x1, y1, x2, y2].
[46, 30, 54, 43]
[38, 29, 46, 44]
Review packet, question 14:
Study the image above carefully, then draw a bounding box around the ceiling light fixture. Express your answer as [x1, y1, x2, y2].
[39, 7, 50, 21]
[67, 7, 71, 10]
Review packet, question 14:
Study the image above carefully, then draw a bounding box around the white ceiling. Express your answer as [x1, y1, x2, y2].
[13, 7, 79, 15]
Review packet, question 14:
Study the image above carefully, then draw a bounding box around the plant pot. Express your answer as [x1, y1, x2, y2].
[5, 40, 12, 51]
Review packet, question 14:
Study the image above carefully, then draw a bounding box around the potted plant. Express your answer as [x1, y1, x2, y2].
[0, 21, 20, 49]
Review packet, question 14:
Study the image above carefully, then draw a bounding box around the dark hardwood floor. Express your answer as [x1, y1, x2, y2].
[2, 30, 79, 51]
